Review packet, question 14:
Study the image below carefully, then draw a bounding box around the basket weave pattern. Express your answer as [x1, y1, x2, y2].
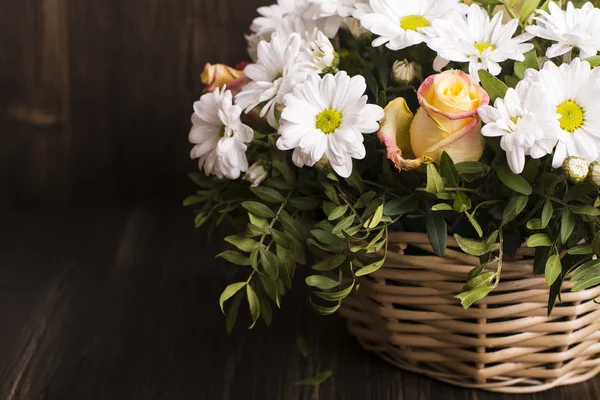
[339, 232, 600, 393]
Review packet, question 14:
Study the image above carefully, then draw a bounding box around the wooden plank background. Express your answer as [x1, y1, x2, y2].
[0, 0, 268, 206]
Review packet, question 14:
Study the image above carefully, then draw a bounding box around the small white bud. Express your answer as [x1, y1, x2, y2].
[589, 161, 600, 187]
[345, 17, 371, 40]
[392, 59, 421, 84]
[244, 163, 269, 187]
[563, 156, 589, 184]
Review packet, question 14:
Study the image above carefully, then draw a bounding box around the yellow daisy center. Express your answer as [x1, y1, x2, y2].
[557, 100, 584, 133]
[400, 15, 430, 31]
[316, 109, 343, 134]
[473, 42, 495, 54]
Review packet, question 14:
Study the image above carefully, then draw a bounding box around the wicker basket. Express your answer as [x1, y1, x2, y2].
[339, 232, 600, 393]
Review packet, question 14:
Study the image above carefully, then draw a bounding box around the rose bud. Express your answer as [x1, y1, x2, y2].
[201, 63, 249, 94]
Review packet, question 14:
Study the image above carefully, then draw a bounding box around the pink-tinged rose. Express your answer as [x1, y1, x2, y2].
[379, 71, 489, 171]
[378, 98, 423, 171]
[411, 70, 489, 164]
[201, 63, 249, 93]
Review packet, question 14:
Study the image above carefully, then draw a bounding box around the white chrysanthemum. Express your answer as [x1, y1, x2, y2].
[244, 162, 269, 187]
[304, 30, 338, 72]
[236, 33, 313, 128]
[428, 5, 534, 79]
[526, 1, 600, 59]
[189, 88, 253, 180]
[277, 71, 384, 177]
[523, 58, 600, 167]
[478, 82, 559, 174]
[357, 0, 466, 51]
[251, 0, 341, 40]
[310, 0, 366, 18]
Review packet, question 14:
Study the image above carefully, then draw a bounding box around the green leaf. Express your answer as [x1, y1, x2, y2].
[270, 228, 294, 249]
[440, 152, 459, 186]
[260, 298, 272, 326]
[183, 195, 204, 206]
[219, 282, 247, 313]
[305, 275, 340, 290]
[332, 215, 355, 235]
[560, 209, 576, 243]
[246, 285, 261, 329]
[309, 298, 341, 315]
[289, 197, 320, 210]
[572, 205, 600, 216]
[241, 201, 275, 218]
[478, 70, 509, 102]
[248, 213, 269, 230]
[456, 272, 496, 309]
[585, 55, 600, 68]
[294, 370, 333, 386]
[454, 234, 496, 256]
[465, 211, 484, 238]
[368, 205, 384, 228]
[272, 160, 295, 185]
[545, 254, 562, 286]
[425, 208, 447, 256]
[251, 186, 285, 203]
[296, 336, 311, 358]
[383, 195, 418, 216]
[225, 292, 244, 333]
[514, 49, 538, 79]
[541, 200, 553, 228]
[281, 215, 308, 240]
[496, 166, 533, 195]
[355, 191, 376, 209]
[315, 281, 356, 302]
[453, 192, 472, 212]
[564, 183, 595, 202]
[426, 163, 445, 194]
[217, 250, 251, 266]
[225, 235, 260, 252]
[456, 161, 488, 178]
[502, 195, 529, 225]
[526, 218, 543, 230]
[568, 244, 593, 255]
[432, 203, 453, 211]
[328, 205, 349, 221]
[527, 233, 552, 248]
[355, 258, 385, 276]
[312, 254, 347, 272]
[571, 259, 600, 281]
[259, 248, 280, 280]
[520, 0, 541, 23]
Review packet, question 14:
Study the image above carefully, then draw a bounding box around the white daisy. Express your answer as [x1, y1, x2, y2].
[356, 0, 466, 51]
[189, 88, 253, 180]
[523, 58, 600, 167]
[251, 0, 341, 40]
[310, 0, 366, 18]
[526, 1, 600, 59]
[236, 33, 313, 128]
[427, 4, 534, 79]
[478, 82, 559, 174]
[277, 71, 384, 178]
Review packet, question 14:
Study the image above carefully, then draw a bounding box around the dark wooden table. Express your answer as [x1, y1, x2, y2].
[1, 204, 600, 400]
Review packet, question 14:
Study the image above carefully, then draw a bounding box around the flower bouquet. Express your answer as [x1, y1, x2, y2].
[186, 0, 600, 392]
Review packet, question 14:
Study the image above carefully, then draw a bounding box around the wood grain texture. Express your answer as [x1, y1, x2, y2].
[2, 205, 600, 399]
[0, 0, 270, 206]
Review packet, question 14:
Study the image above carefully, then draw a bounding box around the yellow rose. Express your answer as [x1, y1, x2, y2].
[201, 63, 248, 93]
[378, 70, 489, 171]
